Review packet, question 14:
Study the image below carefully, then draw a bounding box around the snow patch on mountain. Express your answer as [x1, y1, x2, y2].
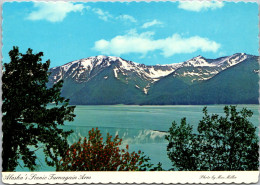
[80, 59, 92, 69]
[143, 88, 148, 94]
[61, 60, 79, 73]
[183, 56, 215, 67]
[174, 53, 250, 83]
[118, 58, 136, 70]
[146, 67, 175, 79]
[213, 53, 248, 67]
[113, 68, 118, 78]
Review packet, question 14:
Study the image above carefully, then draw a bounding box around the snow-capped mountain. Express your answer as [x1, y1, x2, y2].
[182, 53, 248, 68]
[50, 55, 181, 84]
[49, 55, 181, 95]
[49, 53, 248, 88]
[183, 55, 215, 67]
[48, 53, 258, 105]
[172, 53, 249, 83]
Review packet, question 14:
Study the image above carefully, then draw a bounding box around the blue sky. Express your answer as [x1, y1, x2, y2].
[3, 1, 258, 67]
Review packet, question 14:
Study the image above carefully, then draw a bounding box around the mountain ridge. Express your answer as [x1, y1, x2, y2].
[48, 53, 259, 105]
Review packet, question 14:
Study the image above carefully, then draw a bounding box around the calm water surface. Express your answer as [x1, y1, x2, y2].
[16, 105, 259, 171]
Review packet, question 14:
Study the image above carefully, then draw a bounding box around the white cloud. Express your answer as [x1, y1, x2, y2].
[178, 1, 224, 12]
[27, 2, 84, 22]
[93, 30, 220, 57]
[117, 14, 137, 23]
[159, 34, 220, 57]
[89, 8, 136, 23]
[142, 19, 163, 29]
[92, 8, 113, 21]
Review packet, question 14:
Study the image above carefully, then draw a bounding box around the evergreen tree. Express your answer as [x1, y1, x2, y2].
[2, 47, 76, 171]
[166, 105, 259, 171]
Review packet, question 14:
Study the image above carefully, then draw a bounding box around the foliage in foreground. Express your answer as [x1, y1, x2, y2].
[59, 128, 163, 171]
[166, 105, 259, 171]
[2, 47, 75, 171]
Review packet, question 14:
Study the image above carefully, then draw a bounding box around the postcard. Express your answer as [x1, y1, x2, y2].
[1, 0, 259, 184]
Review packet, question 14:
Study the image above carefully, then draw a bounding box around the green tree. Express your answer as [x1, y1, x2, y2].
[59, 128, 163, 171]
[2, 47, 76, 171]
[166, 105, 259, 171]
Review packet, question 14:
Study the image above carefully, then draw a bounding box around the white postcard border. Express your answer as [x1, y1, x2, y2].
[1, 171, 259, 184]
[1, 0, 259, 184]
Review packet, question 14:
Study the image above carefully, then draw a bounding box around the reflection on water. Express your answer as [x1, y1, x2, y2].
[63, 126, 171, 170]
[65, 126, 168, 145]
[15, 105, 259, 171]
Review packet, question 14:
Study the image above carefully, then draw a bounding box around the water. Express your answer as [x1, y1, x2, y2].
[16, 105, 259, 171]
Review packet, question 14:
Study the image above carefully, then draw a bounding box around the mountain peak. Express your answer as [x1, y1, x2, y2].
[234, 52, 246, 56]
[194, 55, 204, 59]
[184, 55, 213, 67]
[96, 55, 109, 59]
